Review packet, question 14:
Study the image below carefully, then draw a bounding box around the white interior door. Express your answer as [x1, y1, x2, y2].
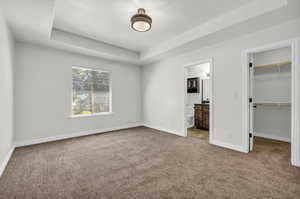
[249, 54, 254, 151]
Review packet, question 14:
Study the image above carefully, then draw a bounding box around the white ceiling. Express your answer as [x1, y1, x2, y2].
[0, 0, 54, 41]
[53, 0, 251, 52]
[0, 0, 299, 64]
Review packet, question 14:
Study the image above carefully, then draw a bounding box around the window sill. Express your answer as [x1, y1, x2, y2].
[69, 112, 114, 118]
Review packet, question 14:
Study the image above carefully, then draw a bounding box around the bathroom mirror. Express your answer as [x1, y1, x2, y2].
[202, 79, 210, 103]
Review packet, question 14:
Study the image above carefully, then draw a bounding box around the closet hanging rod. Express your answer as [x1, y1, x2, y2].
[253, 103, 291, 107]
[254, 61, 291, 69]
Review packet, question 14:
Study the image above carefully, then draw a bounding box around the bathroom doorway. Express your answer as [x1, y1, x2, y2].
[183, 59, 213, 143]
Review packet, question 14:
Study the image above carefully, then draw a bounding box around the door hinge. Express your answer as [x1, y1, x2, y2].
[249, 98, 253, 103]
[249, 62, 253, 68]
[249, 133, 253, 138]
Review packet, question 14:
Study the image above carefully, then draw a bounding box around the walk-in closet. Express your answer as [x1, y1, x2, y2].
[250, 47, 292, 151]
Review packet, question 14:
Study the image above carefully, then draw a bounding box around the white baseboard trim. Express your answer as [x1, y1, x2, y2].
[292, 156, 300, 167]
[14, 123, 143, 147]
[210, 139, 248, 153]
[143, 124, 184, 137]
[254, 132, 291, 143]
[0, 146, 15, 177]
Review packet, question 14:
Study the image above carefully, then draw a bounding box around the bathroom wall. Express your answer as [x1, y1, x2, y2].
[186, 63, 210, 127]
[186, 63, 210, 105]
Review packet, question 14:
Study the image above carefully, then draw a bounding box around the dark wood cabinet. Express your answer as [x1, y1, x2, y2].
[194, 104, 209, 130]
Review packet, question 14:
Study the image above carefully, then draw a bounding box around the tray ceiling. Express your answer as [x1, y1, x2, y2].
[53, 0, 251, 52]
[1, 0, 298, 64]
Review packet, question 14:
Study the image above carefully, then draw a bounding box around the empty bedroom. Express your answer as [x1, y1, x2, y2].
[0, 0, 300, 198]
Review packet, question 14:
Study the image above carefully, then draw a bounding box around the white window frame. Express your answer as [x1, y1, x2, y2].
[70, 66, 113, 118]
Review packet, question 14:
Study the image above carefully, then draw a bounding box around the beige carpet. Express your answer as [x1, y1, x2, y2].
[0, 127, 299, 199]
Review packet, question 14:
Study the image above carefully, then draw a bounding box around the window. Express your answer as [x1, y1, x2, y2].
[72, 67, 111, 116]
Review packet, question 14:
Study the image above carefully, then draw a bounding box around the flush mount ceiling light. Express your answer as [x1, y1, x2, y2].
[131, 8, 152, 32]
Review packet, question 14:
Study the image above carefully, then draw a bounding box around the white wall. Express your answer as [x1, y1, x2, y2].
[188, 63, 211, 102]
[142, 18, 300, 150]
[0, 12, 14, 172]
[186, 64, 207, 128]
[186, 63, 210, 107]
[14, 42, 142, 142]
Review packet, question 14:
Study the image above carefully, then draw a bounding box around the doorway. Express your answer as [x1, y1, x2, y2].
[243, 39, 300, 167]
[183, 59, 213, 143]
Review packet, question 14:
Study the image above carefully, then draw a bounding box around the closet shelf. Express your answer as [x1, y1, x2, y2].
[253, 103, 291, 107]
[254, 61, 291, 69]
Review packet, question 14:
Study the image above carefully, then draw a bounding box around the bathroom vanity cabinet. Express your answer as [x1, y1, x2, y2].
[194, 104, 209, 130]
